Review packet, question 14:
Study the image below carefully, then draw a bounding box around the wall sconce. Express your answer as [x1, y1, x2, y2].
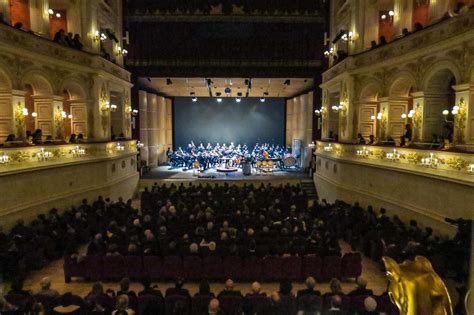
[118, 47, 128, 56]
[324, 144, 333, 152]
[324, 47, 334, 58]
[401, 109, 415, 119]
[71, 145, 86, 157]
[356, 146, 369, 158]
[341, 31, 354, 42]
[110, 104, 118, 112]
[0, 152, 9, 164]
[421, 153, 438, 168]
[36, 148, 53, 161]
[331, 102, 347, 113]
[468, 164, 474, 173]
[137, 141, 144, 149]
[48, 9, 61, 18]
[386, 149, 400, 161]
[132, 109, 139, 116]
[115, 143, 125, 152]
[31, 112, 38, 118]
[93, 30, 107, 42]
[381, 10, 395, 21]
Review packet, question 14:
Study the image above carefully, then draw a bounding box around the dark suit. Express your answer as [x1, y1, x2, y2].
[297, 288, 321, 298]
[165, 287, 191, 299]
[217, 290, 243, 298]
[348, 288, 373, 296]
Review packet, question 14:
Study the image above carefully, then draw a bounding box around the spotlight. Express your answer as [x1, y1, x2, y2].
[235, 98, 241, 103]
[31, 112, 38, 117]
[224, 87, 232, 95]
[217, 98, 222, 103]
[260, 97, 266, 103]
[166, 78, 173, 85]
[192, 96, 197, 102]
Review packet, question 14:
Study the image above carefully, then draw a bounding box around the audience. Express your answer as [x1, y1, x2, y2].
[35, 277, 59, 298]
[348, 278, 373, 297]
[117, 277, 137, 297]
[324, 295, 346, 315]
[361, 296, 379, 315]
[217, 279, 242, 298]
[208, 298, 223, 315]
[53, 29, 83, 50]
[113, 294, 134, 315]
[297, 277, 321, 298]
[165, 278, 191, 299]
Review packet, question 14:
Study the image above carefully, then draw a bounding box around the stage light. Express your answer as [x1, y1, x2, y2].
[235, 97, 241, 103]
[224, 87, 232, 95]
[260, 97, 266, 103]
[217, 98, 222, 103]
[192, 96, 197, 102]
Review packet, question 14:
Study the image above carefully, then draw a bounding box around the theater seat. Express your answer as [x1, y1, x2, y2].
[321, 256, 342, 280]
[183, 256, 203, 281]
[341, 253, 362, 280]
[302, 255, 322, 279]
[244, 295, 271, 314]
[242, 256, 263, 281]
[262, 256, 283, 281]
[192, 295, 213, 314]
[281, 256, 302, 281]
[202, 256, 223, 280]
[222, 256, 243, 280]
[162, 256, 183, 280]
[123, 256, 145, 279]
[165, 295, 190, 315]
[143, 256, 163, 279]
[64, 255, 86, 283]
[218, 295, 243, 315]
[102, 255, 126, 280]
[84, 255, 103, 281]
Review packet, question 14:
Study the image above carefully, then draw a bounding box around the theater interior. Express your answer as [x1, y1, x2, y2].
[0, 0, 473, 314]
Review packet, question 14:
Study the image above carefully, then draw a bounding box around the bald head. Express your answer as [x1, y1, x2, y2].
[225, 279, 234, 291]
[251, 282, 261, 294]
[208, 298, 220, 314]
[305, 277, 316, 289]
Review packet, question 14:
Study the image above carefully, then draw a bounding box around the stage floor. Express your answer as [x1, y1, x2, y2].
[141, 165, 310, 181]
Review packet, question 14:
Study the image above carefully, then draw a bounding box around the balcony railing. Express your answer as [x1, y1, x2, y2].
[0, 23, 130, 83]
[315, 141, 474, 183]
[0, 140, 138, 175]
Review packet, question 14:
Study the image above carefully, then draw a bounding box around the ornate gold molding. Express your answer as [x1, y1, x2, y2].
[454, 98, 467, 144]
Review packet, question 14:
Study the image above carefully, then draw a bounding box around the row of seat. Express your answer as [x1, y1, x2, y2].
[4, 293, 399, 315]
[64, 253, 362, 282]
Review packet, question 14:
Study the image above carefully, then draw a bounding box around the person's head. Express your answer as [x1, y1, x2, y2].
[356, 277, 368, 289]
[120, 277, 130, 292]
[40, 277, 52, 290]
[190, 243, 199, 253]
[279, 279, 292, 295]
[116, 294, 129, 311]
[271, 291, 280, 303]
[224, 279, 234, 291]
[251, 282, 261, 294]
[330, 278, 342, 294]
[331, 295, 342, 309]
[208, 298, 220, 314]
[364, 296, 377, 312]
[305, 277, 316, 290]
[92, 282, 104, 295]
[175, 278, 185, 289]
[199, 280, 211, 295]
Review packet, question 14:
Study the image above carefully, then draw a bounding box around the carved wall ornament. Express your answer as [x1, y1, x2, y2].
[99, 84, 110, 136]
[454, 98, 467, 144]
[54, 106, 65, 140]
[14, 102, 26, 140]
[411, 103, 422, 141]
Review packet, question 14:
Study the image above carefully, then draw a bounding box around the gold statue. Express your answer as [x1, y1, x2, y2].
[383, 256, 453, 315]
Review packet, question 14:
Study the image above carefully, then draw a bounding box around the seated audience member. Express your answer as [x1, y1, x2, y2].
[324, 279, 344, 298]
[378, 36, 387, 45]
[0, 295, 17, 312]
[367, 135, 375, 145]
[246, 282, 266, 297]
[53, 29, 68, 45]
[357, 133, 366, 144]
[113, 294, 134, 315]
[172, 300, 187, 315]
[217, 279, 242, 298]
[196, 280, 214, 297]
[414, 22, 423, 32]
[3, 134, 15, 146]
[117, 278, 136, 297]
[73, 34, 83, 50]
[402, 28, 410, 36]
[69, 134, 77, 143]
[14, 22, 23, 29]
[52, 292, 82, 314]
[370, 40, 377, 49]
[138, 277, 163, 298]
[268, 291, 285, 315]
[8, 278, 31, 296]
[324, 295, 346, 315]
[297, 277, 321, 298]
[165, 278, 190, 299]
[400, 124, 412, 147]
[66, 32, 74, 46]
[348, 278, 373, 296]
[35, 277, 59, 298]
[208, 298, 223, 315]
[77, 133, 84, 143]
[360, 296, 379, 315]
[85, 282, 108, 310]
[279, 279, 293, 297]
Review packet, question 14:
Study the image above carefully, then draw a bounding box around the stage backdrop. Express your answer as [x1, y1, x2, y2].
[173, 97, 286, 149]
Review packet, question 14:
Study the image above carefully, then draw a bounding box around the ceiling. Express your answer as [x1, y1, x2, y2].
[144, 77, 314, 98]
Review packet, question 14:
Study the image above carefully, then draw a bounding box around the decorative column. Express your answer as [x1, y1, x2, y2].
[29, 0, 50, 36]
[81, 0, 100, 53]
[286, 98, 294, 146]
[165, 98, 173, 153]
[305, 92, 314, 145]
[378, 97, 390, 141]
[11, 90, 26, 140]
[411, 92, 426, 141]
[157, 96, 166, 164]
[321, 91, 329, 139]
[52, 95, 64, 140]
[147, 93, 158, 167]
[0, 0, 10, 24]
[138, 90, 149, 165]
[452, 83, 470, 145]
[123, 92, 132, 139]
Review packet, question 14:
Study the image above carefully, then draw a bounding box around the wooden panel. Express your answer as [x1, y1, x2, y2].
[0, 98, 12, 117]
[71, 104, 87, 136]
[71, 106, 86, 120]
[389, 105, 405, 122]
[38, 121, 52, 135]
[359, 105, 376, 138]
[36, 102, 52, 119]
[389, 123, 404, 138]
[72, 122, 86, 134]
[0, 120, 12, 137]
[360, 124, 374, 137]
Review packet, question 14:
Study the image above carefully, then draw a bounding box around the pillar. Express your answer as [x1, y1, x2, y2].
[0, 0, 10, 24]
[452, 83, 471, 145]
[305, 92, 314, 145]
[165, 98, 173, 154]
[147, 93, 158, 167]
[286, 98, 294, 146]
[138, 90, 149, 165]
[92, 81, 109, 141]
[157, 96, 166, 164]
[428, 0, 449, 22]
[393, 0, 413, 35]
[80, 0, 100, 53]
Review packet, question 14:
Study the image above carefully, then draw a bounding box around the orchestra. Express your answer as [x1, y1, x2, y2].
[168, 141, 289, 170]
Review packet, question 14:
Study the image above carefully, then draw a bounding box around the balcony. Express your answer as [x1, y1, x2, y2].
[0, 23, 130, 83]
[322, 12, 474, 83]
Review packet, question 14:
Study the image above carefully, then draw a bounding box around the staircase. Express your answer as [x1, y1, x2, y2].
[301, 178, 318, 200]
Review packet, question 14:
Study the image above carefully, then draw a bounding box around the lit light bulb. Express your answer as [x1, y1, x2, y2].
[192, 96, 197, 102]
[217, 98, 222, 103]
[370, 115, 376, 120]
[55, 12, 61, 18]
[48, 9, 54, 15]
[31, 112, 38, 118]
[453, 105, 460, 111]
[388, 10, 395, 16]
[381, 14, 387, 19]
[235, 98, 241, 103]
[68, 114, 73, 119]
[401, 113, 407, 119]
[408, 112, 414, 118]
[452, 109, 459, 115]
[442, 110, 449, 116]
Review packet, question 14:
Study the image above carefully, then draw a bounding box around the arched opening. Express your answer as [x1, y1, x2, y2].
[424, 68, 457, 142]
[61, 80, 88, 140]
[358, 82, 382, 141]
[9, 0, 30, 30]
[22, 73, 54, 140]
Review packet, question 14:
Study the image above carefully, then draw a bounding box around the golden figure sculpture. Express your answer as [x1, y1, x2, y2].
[383, 256, 453, 315]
